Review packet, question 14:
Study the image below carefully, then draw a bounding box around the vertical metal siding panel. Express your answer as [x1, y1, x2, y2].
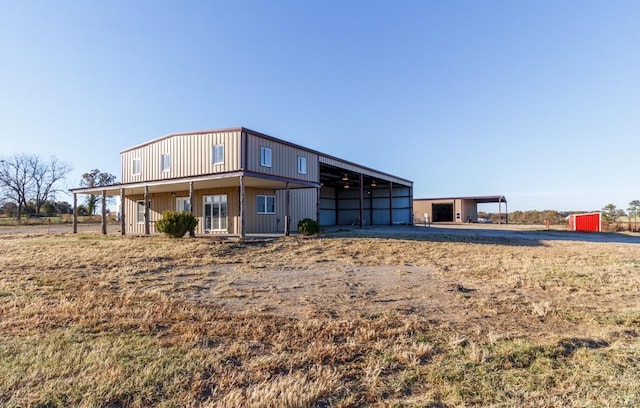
[121, 152, 128, 183]
[146, 144, 154, 181]
[276, 188, 317, 232]
[246, 133, 319, 183]
[169, 138, 176, 179]
[191, 134, 197, 176]
[181, 135, 188, 177]
[149, 192, 173, 233]
[127, 195, 143, 234]
[232, 131, 241, 170]
[245, 188, 278, 233]
[246, 134, 256, 173]
[201, 133, 206, 175]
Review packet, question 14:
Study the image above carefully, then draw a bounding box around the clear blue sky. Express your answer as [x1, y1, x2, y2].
[1, 1, 638, 212]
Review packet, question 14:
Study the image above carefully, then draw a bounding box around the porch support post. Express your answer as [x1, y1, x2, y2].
[498, 199, 502, 225]
[189, 181, 195, 237]
[505, 200, 508, 224]
[389, 182, 394, 226]
[359, 173, 364, 228]
[120, 188, 125, 236]
[316, 187, 321, 232]
[72, 193, 78, 234]
[239, 175, 246, 240]
[409, 185, 414, 226]
[189, 182, 194, 214]
[144, 185, 150, 235]
[101, 190, 107, 235]
[334, 187, 339, 225]
[369, 187, 374, 225]
[284, 182, 291, 236]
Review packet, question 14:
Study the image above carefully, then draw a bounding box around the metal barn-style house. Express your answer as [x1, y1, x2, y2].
[71, 127, 413, 238]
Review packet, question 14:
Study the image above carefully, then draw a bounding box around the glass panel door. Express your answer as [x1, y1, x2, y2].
[203, 194, 227, 232]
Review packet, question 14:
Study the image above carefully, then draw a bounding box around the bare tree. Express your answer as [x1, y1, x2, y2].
[30, 156, 71, 215]
[0, 154, 71, 222]
[80, 169, 117, 215]
[0, 154, 34, 223]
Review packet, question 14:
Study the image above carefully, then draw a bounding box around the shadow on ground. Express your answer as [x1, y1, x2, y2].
[323, 225, 640, 247]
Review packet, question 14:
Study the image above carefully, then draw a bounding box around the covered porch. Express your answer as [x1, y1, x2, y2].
[69, 171, 319, 239]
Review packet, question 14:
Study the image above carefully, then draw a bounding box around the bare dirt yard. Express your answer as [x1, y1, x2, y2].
[0, 225, 639, 407]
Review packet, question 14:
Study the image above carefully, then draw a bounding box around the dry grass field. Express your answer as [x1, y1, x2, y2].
[1, 227, 639, 407]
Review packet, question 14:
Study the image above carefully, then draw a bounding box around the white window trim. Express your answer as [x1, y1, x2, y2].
[176, 197, 191, 213]
[260, 147, 272, 168]
[212, 144, 224, 165]
[132, 158, 141, 176]
[297, 156, 307, 174]
[136, 200, 145, 224]
[161, 153, 171, 172]
[256, 195, 276, 214]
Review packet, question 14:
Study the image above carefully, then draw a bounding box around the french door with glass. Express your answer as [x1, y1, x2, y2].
[203, 194, 227, 232]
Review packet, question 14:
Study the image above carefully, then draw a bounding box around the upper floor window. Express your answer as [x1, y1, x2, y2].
[161, 154, 171, 172]
[257, 195, 275, 214]
[260, 147, 272, 167]
[212, 144, 224, 165]
[132, 158, 141, 175]
[297, 156, 307, 174]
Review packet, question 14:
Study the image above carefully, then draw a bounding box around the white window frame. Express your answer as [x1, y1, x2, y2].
[132, 158, 141, 176]
[260, 147, 272, 167]
[212, 144, 224, 165]
[161, 154, 171, 172]
[176, 197, 191, 213]
[297, 156, 307, 175]
[257, 195, 275, 214]
[136, 200, 145, 224]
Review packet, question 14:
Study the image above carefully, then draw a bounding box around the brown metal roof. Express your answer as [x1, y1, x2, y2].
[414, 195, 507, 203]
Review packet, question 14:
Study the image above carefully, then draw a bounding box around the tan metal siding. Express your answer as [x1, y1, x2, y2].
[193, 187, 240, 235]
[124, 193, 175, 235]
[244, 188, 280, 233]
[413, 200, 432, 225]
[276, 188, 317, 232]
[462, 200, 477, 223]
[120, 131, 241, 183]
[125, 188, 240, 235]
[245, 132, 319, 182]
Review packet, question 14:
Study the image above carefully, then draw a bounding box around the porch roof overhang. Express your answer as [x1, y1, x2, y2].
[414, 195, 507, 204]
[69, 171, 320, 197]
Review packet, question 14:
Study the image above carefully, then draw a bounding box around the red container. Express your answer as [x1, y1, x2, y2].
[569, 213, 601, 232]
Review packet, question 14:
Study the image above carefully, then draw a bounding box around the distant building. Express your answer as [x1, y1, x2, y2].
[413, 196, 507, 224]
[71, 127, 413, 237]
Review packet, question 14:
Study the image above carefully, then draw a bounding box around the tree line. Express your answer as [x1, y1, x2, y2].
[0, 153, 116, 222]
[480, 200, 640, 231]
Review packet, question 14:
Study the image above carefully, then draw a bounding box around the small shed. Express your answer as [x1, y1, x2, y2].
[568, 213, 601, 232]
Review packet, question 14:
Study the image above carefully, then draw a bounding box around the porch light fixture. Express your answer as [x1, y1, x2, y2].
[171, 192, 176, 197]
[341, 174, 349, 181]
[371, 180, 377, 187]
[343, 183, 350, 189]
